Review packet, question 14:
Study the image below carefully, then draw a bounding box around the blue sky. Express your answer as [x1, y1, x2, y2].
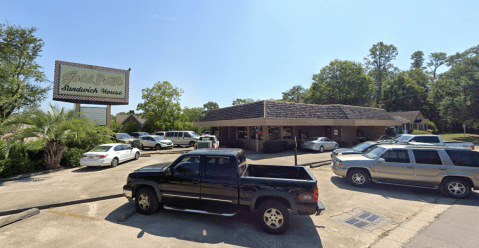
[2, 0, 478, 115]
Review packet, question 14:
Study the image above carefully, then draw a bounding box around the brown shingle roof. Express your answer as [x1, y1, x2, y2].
[389, 111, 420, 122]
[116, 114, 147, 124]
[200, 100, 395, 122]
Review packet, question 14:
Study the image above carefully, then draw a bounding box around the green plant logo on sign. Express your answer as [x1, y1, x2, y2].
[58, 65, 126, 99]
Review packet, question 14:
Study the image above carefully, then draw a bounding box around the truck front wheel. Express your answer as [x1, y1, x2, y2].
[135, 188, 159, 215]
[256, 200, 291, 234]
[347, 169, 371, 188]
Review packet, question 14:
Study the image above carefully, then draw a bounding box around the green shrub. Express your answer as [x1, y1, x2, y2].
[428, 122, 437, 131]
[64, 123, 113, 151]
[0, 140, 44, 178]
[62, 147, 86, 168]
[226, 140, 243, 148]
[263, 141, 287, 153]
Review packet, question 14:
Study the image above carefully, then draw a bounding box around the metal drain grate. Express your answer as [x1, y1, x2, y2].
[345, 212, 382, 228]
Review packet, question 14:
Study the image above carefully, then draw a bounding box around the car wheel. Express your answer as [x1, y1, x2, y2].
[111, 157, 119, 167]
[155, 144, 161, 150]
[442, 178, 471, 198]
[319, 146, 324, 153]
[140, 144, 144, 150]
[347, 169, 370, 188]
[134, 152, 140, 160]
[334, 144, 339, 150]
[256, 200, 290, 234]
[135, 188, 159, 215]
[189, 141, 195, 147]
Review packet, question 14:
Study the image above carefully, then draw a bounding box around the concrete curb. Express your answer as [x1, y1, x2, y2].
[0, 168, 66, 183]
[117, 204, 137, 222]
[0, 194, 124, 217]
[0, 208, 40, 227]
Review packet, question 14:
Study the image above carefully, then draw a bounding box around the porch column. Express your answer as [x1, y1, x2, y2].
[279, 126, 283, 141]
[263, 125, 269, 141]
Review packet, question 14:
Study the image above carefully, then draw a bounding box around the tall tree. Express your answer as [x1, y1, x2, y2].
[281, 85, 306, 103]
[0, 23, 50, 122]
[429, 48, 479, 130]
[202, 101, 219, 114]
[364, 42, 399, 105]
[136, 81, 185, 131]
[427, 52, 447, 80]
[380, 72, 424, 112]
[410, 51, 426, 70]
[183, 107, 204, 122]
[232, 98, 255, 106]
[305, 60, 373, 106]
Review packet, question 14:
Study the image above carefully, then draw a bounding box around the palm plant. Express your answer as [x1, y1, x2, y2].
[1, 105, 85, 169]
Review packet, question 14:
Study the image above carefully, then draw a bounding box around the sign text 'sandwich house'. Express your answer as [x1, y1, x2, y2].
[53, 60, 129, 105]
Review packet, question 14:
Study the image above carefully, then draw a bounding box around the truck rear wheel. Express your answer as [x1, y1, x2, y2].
[256, 200, 290, 234]
[135, 188, 159, 215]
[441, 178, 471, 198]
[189, 141, 195, 147]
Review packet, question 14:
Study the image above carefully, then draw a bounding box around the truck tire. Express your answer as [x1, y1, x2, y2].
[347, 169, 370, 188]
[189, 141, 195, 147]
[155, 144, 161, 150]
[140, 144, 144, 150]
[135, 188, 159, 215]
[441, 178, 471, 198]
[256, 200, 291, 234]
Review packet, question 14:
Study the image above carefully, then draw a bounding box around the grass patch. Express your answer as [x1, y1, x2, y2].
[412, 130, 431, 134]
[439, 133, 479, 144]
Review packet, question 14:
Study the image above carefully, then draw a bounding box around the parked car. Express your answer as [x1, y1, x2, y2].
[165, 131, 200, 147]
[331, 144, 479, 198]
[393, 134, 474, 150]
[123, 148, 325, 234]
[113, 133, 140, 148]
[195, 135, 219, 149]
[155, 131, 166, 137]
[301, 137, 338, 152]
[203, 131, 211, 135]
[139, 135, 174, 150]
[131, 132, 149, 139]
[331, 141, 394, 159]
[80, 143, 140, 167]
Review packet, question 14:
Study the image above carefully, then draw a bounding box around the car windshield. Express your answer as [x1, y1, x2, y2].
[154, 136, 165, 140]
[363, 147, 386, 159]
[306, 137, 320, 141]
[352, 142, 374, 152]
[116, 134, 132, 139]
[90, 146, 112, 152]
[190, 131, 199, 137]
[394, 135, 412, 142]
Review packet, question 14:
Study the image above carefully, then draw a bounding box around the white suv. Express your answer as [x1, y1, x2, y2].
[139, 135, 174, 150]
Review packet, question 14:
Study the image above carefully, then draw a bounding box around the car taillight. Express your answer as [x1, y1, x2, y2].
[96, 155, 106, 158]
[472, 145, 475, 150]
[213, 144, 216, 148]
[313, 186, 318, 203]
[82, 155, 87, 158]
[338, 162, 342, 167]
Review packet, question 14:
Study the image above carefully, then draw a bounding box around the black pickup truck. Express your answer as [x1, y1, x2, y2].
[123, 148, 325, 234]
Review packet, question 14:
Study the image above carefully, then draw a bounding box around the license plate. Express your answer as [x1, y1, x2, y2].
[89, 156, 94, 159]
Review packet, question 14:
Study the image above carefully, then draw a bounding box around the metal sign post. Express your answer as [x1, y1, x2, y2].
[294, 137, 298, 166]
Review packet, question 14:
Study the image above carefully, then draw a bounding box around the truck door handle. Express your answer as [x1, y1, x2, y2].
[406, 166, 413, 169]
[192, 180, 200, 185]
[439, 168, 446, 171]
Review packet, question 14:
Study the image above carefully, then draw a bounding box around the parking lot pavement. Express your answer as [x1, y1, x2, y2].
[0, 151, 184, 213]
[1, 149, 478, 248]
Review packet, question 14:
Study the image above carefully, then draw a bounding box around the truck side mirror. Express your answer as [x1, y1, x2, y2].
[377, 158, 385, 163]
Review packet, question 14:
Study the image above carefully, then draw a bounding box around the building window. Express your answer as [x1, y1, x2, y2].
[250, 126, 263, 140]
[268, 126, 280, 140]
[237, 127, 248, 139]
[283, 126, 292, 139]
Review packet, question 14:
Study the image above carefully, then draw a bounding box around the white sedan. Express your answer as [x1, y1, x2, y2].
[301, 137, 339, 152]
[80, 143, 141, 167]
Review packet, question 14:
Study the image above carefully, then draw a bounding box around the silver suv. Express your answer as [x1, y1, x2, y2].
[331, 144, 479, 198]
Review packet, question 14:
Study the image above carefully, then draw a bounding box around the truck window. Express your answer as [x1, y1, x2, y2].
[184, 132, 191, 138]
[172, 157, 200, 176]
[446, 150, 479, 167]
[423, 136, 440, 143]
[166, 132, 173, 137]
[204, 157, 233, 178]
[381, 149, 410, 163]
[413, 150, 442, 165]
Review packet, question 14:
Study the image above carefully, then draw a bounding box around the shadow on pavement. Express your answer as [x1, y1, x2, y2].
[245, 149, 330, 161]
[105, 204, 323, 248]
[330, 176, 479, 206]
[71, 166, 112, 173]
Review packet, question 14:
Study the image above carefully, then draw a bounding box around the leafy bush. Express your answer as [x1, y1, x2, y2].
[428, 121, 437, 130]
[62, 147, 86, 168]
[0, 140, 44, 178]
[64, 123, 114, 151]
[263, 141, 287, 153]
[226, 140, 243, 148]
[124, 121, 141, 134]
